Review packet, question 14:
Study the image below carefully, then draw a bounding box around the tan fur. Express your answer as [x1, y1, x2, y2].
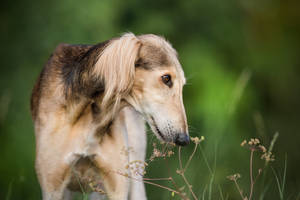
[93, 33, 142, 133]
[31, 33, 188, 200]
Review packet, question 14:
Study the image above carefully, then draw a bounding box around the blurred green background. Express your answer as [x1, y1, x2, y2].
[1, 0, 300, 199]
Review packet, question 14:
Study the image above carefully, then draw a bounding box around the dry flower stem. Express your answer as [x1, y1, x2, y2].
[179, 147, 183, 170]
[115, 170, 188, 200]
[142, 180, 184, 197]
[249, 149, 254, 200]
[233, 179, 245, 200]
[178, 147, 198, 200]
[184, 143, 199, 173]
[143, 177, 172, 181]
[163, 157, 187, 199]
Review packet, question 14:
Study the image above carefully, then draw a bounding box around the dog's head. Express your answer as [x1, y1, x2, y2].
[125, 34, 189, 146]
[95, 33, 189, 146]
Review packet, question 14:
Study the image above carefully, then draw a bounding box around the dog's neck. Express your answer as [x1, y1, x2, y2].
[94, 101, 135, 137]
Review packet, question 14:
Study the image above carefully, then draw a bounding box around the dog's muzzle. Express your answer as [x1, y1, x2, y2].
[174, 133, 190, 146]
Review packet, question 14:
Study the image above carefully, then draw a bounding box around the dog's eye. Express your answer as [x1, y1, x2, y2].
[161, 74, 172, 87]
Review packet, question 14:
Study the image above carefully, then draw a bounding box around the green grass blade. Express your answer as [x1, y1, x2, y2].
[6, 180, 14, 200]
[202, 185, 208, 200]
[218, 185, 224, 200]
[258, 181, 270, 200]
[271, 167, 283, 200]
[282, 155, 287, 195]
[199, 144, 213, 175]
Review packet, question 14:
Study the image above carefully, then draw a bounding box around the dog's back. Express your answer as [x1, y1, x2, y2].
[30, 44, 93, 122]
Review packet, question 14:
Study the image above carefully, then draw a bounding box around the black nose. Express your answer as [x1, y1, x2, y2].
[175, 134, 190, 146]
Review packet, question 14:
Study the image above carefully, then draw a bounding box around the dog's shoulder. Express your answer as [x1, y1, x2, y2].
[52, 43, 93, 65]
[30, 44, 93, 119]
[30, 41, 111, 120]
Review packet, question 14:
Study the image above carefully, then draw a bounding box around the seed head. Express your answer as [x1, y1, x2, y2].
[191, 136, 205, 144]
[227, 173, 241, 181]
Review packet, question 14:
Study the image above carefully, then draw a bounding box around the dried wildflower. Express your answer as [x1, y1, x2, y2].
[149, 142, 176, 161]
[241, 140, 247, 147]
[153, 148, 162, 157]
[125, 160, 148, 177]
[261, 152, 275, 162]
[227, 173, 241, 181]
[248, 138, 260, 145]
[241, 138, 269, 153]
[229, 138, 276, 200]
[258, 168, 262, 174]
[191, 136, 205, 144]
[167, 150, 174, 157]
[191, 137, 200, 144]
[150, 144, 163, 161]
[241, 138, 275, 163]
[258, 145, 267, 153]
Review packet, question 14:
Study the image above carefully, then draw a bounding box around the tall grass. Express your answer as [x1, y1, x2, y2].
[72, 133, 290, 200]
[272, 155, 287, 200]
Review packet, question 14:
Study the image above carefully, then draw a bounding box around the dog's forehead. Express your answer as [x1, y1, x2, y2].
[138, 35, 177, 65]
[139, 44, 171, 66]
[138, 35, 186, 84]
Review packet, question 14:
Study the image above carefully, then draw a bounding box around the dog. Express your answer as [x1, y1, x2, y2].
[30, 33, 189, 200]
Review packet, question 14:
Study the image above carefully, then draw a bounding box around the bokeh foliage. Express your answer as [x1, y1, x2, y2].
[1, 0, 300, 199]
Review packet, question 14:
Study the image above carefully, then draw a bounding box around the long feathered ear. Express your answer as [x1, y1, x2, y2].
[93, 33, 141, 127]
